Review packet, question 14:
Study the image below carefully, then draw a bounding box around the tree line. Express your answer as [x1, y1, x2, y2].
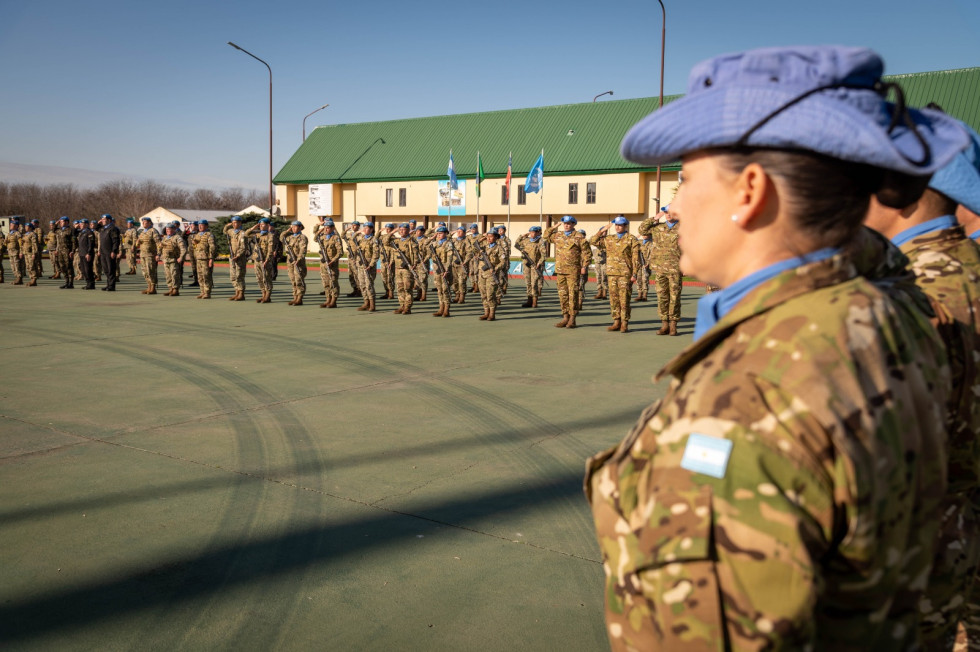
[0, 180, 267, 223]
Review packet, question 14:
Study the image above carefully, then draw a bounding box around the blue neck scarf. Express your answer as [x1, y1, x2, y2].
[529, 236, 540, 242]
[665, 221, 678, 230]
[693, 247, 839, 341]
[970, 229, 980, 241]
[891, 215, 958, 247]
[615, 232, 626, 239]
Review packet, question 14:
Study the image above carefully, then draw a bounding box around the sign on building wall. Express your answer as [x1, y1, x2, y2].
[309, 184, 333, 216]
[436, 180, 466, 217]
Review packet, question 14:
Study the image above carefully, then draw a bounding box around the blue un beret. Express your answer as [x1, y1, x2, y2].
[230, 215, 242, 221]
[362, 222, 374, 229]
[436, 226, 448, 233]
[259, 218, 271, 224]
[561, 215, 577, 224]
[399, 223, 409, 228]
[612, 216, 629, 225]
[529, 226, 542, 232]
[291, 220, 302, 226]
[322, 218, 335, 226]
[620, 45, 969, 176]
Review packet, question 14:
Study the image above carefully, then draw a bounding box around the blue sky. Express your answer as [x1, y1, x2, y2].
[1, 0, 977, 193]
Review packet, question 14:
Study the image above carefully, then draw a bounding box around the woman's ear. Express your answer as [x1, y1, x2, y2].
[732, 162, 773, 229]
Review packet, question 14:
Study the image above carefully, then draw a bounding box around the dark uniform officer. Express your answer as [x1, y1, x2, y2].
[99, 214, 121, 291]
[76, 219, 96, 290]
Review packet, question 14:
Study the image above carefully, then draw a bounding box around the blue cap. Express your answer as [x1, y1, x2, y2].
[31, 218, 40, 224]
[10, 218, 19, 224]
[385, 223, 395, 228]
[577, 229, 586, 235]
[469, 223, 478, 230]
[561, 215, 577, 224]
[259, 218, 271, 224]
[126, 218, 135, 223]
[81, 218, 90, 224]
[436, 226, 448, 233]
[291, 220, 302, 227]
[101, 213, 112, 220]
[351, 220, 360, 227]
[438, 221, 446, 226]
[196, 219, 208, 225]
[141, 216, 152, 222]
[409, 219, 417, 224]
[230, 215, 242, 221]
[399, 222, 409, 228]
[529, 226, 542, 232]
[612, 216, 628, 225]
[621, 46, 969, 176]
[322, 218, 335, 226]
[60, 216, 70, 222]
[25, 222, 34, 228]
[662, 205, 670, 212]
[363, 222, 374, 229]
[928, 120, 980, 214]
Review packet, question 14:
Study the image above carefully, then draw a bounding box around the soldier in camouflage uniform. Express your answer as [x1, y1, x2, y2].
[0, 223, 5, 283]
[280, 221, 308, 306]
[575, 230, 590, 311]
[866, 123, 980, 650]
[591, 216, 640, 332]
[429, 226, 455, 317]
[313, 218, 344, 308]
[245, 218, 276, 303]
[543, 216, 590, 328]
[137, 217, 161, 294]
[495, 225, 512, 297]
[639, 206, 682, 335]
[223, 216, 249, 301]
[413, 225, 430, 301]
[159, 222, 187, 296]
[45, 221, 58, 279]
[182, 221, 197, 286]
[637, 232, 654, 301]
[475, 229, 507, 321]
[5, 220, 25, 284]
[515, 226, 546, 308]
[55, 217, 76, 289]
[466, 223, 481, 292]
[122, 218, 138, 274]
[383, 223, 419, 314]
[192, 220, 216, 299]
[355, 222, 380, 312]
[377, 223, 396, 300]
[21, 222, 40, 286]
[591, 237, 608, 300]
[587, 44, 965, 651]
[343, 221, 362, 297]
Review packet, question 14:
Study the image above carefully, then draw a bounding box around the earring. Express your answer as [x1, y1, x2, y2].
[731, 215, 739, 222]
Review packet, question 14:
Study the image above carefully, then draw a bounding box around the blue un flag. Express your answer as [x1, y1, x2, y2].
[524, 153, 543, 194]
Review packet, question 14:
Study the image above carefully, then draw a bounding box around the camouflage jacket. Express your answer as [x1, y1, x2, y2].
[137, 228, 161, 256]
[5, 230, 21, 254]
[223, 223, 249, 261]
[591, 231, 640, 277]
[245, 227, 276, 264]
[316, 232, 344, 266]
[280, 232, 308, 263]
[543, 226, 590, 274]
[45, 229, 57, 251]
[159, 233, 187, 261]
[639, 216, 681, 273]
[382, 234, 417, 270]
[515, 234, 547, 267]
[343, 230, 363, 268]
[21, 231, 40, 255]
[357, 234, 381, 268]
[430, 238, 454, 275]
[450, 236, 472, 268]
[586, 238, 950, 651]
[122, 228, 136, 249]
[55, 227, 76, 254]
[477, 241, 507, 278]
[190, 230, 214, 259]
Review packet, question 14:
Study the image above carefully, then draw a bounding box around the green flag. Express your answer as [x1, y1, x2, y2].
[476, 152, 485, 197]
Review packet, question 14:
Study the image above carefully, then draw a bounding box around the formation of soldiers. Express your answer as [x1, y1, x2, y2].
[3, 211, 686, 331]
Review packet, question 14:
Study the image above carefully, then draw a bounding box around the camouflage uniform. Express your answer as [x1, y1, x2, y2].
[344, 227, 362, 296]
[497, 232, 512, 295]
[280, 230, 308, 305]
[45, 228, 59, 279]
[640, 215, 682, 333]
[21, 228, 40, 285]
[245, 225, 276, 302]
[384, 232, 419, 314]
[192, 228, 215, 298]
[429, 236, 455, 316]
[543, 224, 591, 327]
[638, 237, 655, 300]
[515, 233, 546, 305]
[592, 243, 608, 298]
[377, 227, 396, 300]
[91, 222, 102, 281]
[414, 234, 430, 299]
[55, 224, 76, 287]
[159, 230, 187, 295]
[315, 231, 344, 307]
[182, 226, 197, 284]
[122, 225, 138, 274]
[449, 234, 471, 303]
[466, 230, 481, 291]
[5, 227, 24, 284]
[477, 238, 507, 320]
[355, 232, 380, 310]
[224, 222, 249, 298]
[591, 230, 640, 330]
[586, 233, 951, 651]
[137, 225, 161, 293]
[894, 222, 980, 650]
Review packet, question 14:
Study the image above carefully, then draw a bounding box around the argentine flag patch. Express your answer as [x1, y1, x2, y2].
[680, 433, 733, 479]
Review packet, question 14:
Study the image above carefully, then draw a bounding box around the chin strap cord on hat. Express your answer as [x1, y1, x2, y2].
[734, 80, 932, 168]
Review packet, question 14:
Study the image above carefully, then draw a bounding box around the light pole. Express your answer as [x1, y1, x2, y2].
[654, 0, 666, 212]
[592, 90, 613, 103]
[228, 41, 273, 214]
[303, 103, 330, 141]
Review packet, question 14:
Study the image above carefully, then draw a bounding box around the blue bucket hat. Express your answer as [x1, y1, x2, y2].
[621, 46, 969, 176]
[612, 216, 629, 225]
[529, 226, 542, 232]
[561, 215, 577, 224]
[928, 120, 980, 214]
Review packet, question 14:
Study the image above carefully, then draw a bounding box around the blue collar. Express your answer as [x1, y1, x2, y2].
[529, 236, 540, 242]
[971, 229, 980, 241]
[487, 242, 497, 248]
[665, 221, 678, 230]
[891, 215, 958, 247]
[615, 232, 626, 239]
[362, 234, 373, 240]
[693, 247, 839, 341]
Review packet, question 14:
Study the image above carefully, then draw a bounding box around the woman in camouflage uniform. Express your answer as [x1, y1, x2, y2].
[159, 222, 187, 296]
[244, 218, 276, 303]
[137, 217, 161, 295]
[280, 221, 308, 306]
[586, 45, 968, 651]
[515, 225, 546, 308]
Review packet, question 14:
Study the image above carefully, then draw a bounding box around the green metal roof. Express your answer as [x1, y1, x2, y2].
[275, 66, 980, 186]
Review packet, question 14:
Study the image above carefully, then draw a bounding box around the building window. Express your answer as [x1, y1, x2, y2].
[568, 183, 578, 204]
[398, 188, 407, 207]
[586, 182, 596, 204]
[501, 185, 509, 205]
[385, 188, 393, 207]
[517, 186, 527, 205]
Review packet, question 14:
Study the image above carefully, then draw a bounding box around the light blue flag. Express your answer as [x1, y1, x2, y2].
[524, 152, 543, 194]
[448, 152, 458, 190]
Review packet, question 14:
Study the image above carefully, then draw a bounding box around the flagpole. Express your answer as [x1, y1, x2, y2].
[506, 151, 512, 238]
[476, 150, 481, 226]
[538, 148, 544, 230]
[448, 149, 452, 229]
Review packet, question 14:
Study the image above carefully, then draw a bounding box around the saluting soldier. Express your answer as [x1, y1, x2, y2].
[639, 205, 682, 335]
[192, 220, 216, 299]
[137, 217, 161, 294]
[413, 225, 430, 301]
[313, 218, 344, 308]
[515, 226, 546, 308]
[244, 218, 276, 303]
[495, 225, 512, 297]
[55, 217, 76, 289]
[182, 221, 198, 286]
[377, 223, 396, 300]
[121, 218, 138, 274]
[429, 225, 454, 317]
[280, 221, 308, 306]
[383, 222, 419, 314]
[76, 219, 96, 290]
[466, 223, 481, 292]
[354, 222, 380, 312]
[475, 228, 507, 321]
[637, 230, 654, 301]
[543, 216, 590, 328]
[448, 225, 471, 304]
[5, 220, 25, 285]
[98, 214, 121, 291]
[158, 222, 187, 296]
[343, 220, 362, 297]
[21, 222, 40, 286]
[591, 216, 640, 332]
[0, 222, 6, 283]
[224, 215, 249, 301]
[45, 221, 58, 279]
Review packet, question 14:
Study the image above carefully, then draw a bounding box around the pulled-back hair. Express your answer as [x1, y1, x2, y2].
[717, 148, 930, 249]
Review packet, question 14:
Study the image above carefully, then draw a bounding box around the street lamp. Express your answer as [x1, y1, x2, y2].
[654, 0, 666, 212]
[228, 41, 274, 214]
[592, 90, 614, 103]
[303, 103, 330, 141]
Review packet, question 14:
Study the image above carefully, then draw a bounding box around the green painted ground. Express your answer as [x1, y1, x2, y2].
[0, 263, 701, 651]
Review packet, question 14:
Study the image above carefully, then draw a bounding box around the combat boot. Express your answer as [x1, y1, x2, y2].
[657, 322, 670, 335]
[228, 292, 237, 301]
[443, 304, 451, 317]
[402, 305, 411, 315]
[66, 279, 74, 288]
[620, 321, 629, 333]
[320, 299, 329, 308]
[294, 295, 303, 306]
[555, 314, 569, 328]
[393, 306, 404, 314]
[487, 308, 496, 321]
[433, 305, 444, 317]
[479, 309, 489, 320]
[420, 287, 427, 302]
[565, 314, 577, 329]
[607, 319, 621, 332]
[147, 284, 157, 295]
[28, 280, 37, 286]
[287, 292, 296, 306]
[13, 279, 23, 285]
[262, 290, 271, 303]
[367, 297, 376, 312]
[594, 290, 602, 299]
[330, 297, 339, 308]
[669, 321, 678, 336]
[521, 297, 533, 308]
[140, 287, 149, 294]
[171, 289, 180, 296]
[532, 297, 538, 308]
[357, 300, 368, 311]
